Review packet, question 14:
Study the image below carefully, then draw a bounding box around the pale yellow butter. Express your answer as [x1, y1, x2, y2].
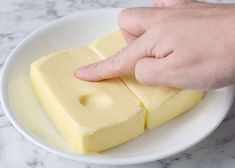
[90, 31, 126, 59]
[31, 32, 204, 153]
[90, 31, 205, 129]
[30, 48, 145, 153]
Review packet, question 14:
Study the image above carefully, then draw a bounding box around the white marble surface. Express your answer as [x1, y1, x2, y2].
[0, 0, 235, 167]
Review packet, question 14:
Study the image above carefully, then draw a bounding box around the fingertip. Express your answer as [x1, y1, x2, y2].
[74, 67, 89, 80]
[74, 69, 83, 79]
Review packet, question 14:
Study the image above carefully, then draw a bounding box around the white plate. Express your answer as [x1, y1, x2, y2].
[0, 8, 234, 165]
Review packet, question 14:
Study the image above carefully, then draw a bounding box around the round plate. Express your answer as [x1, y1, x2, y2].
[0, 8, 234, 165]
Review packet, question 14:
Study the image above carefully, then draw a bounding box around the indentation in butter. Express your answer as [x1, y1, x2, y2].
[79, 94, 113, 110]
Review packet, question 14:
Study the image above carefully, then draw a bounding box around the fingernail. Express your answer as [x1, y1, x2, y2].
[75, 67, 89, 79]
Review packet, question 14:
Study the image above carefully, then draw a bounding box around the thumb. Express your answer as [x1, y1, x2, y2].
[135, 56, 176, 86]
[153, 0, 194, 7]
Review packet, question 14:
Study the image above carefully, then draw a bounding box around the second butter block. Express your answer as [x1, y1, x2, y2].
[90, 31, 205, 129]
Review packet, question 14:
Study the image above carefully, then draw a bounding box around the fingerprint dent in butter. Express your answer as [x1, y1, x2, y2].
[30, 48, 145, 153]
[31, 31, 204, 153]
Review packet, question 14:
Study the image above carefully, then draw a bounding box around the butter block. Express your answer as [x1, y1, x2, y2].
[90, 31, 205, 129]
[90, 31, 126, 59]
[147, 90, 204, 128]
[30, 48, 145, 153]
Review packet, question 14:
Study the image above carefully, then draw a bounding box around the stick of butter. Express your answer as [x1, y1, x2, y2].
[90, 31, 205, 129]
[30, 48, 145, 153]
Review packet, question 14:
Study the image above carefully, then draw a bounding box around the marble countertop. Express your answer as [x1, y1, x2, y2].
[0, 0, 235, 167]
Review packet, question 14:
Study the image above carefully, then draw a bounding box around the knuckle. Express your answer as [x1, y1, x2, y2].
[118, 8, 133, 27]
[138, 28, 158, 57]
[92, 62, 101, 69]
[143, 30, 156, 57]
[115, 47, 130, 72]
[119, 7, 150, 35]
[110, 54, 124, 75]
[87, 62, 99, 71]
[89, 62, 101, 73]
[118, 7, 144, 27]
[111, 56, 121, 73]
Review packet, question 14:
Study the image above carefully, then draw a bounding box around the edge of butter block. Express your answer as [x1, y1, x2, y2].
[30, 59, 86, 152]
[147, 90, 205, 129]
[89, 31, 126, 59]
[89, 31, 206, 130]
[30, 47, 145, 153]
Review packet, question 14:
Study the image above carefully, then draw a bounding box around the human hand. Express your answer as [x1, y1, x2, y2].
[152, 0, 192, 8]
[76, 1, 235, 89]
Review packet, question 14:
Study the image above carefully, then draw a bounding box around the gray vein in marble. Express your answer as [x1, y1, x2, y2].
[26, 158, 44, 168]
[0, 123, 12, 129]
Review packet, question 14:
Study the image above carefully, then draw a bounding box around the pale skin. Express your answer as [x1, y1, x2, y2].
[75, 0, 235, 90]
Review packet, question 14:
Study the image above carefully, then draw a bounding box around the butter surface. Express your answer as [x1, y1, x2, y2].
[90, 31, 205, 129]
[90, 31, 126, 59]
[31, 32, 204, 153]
[30, 48, 145, 153]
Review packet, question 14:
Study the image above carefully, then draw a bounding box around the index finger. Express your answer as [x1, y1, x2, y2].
[75, 33, 149, 81]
